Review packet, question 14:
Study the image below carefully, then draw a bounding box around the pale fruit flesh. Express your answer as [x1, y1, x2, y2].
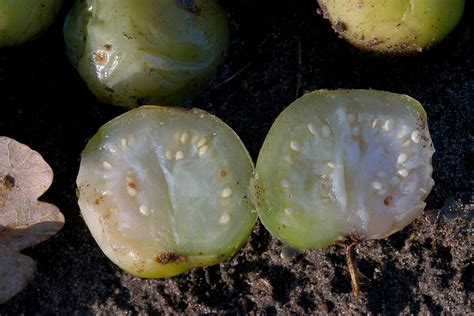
[255, 90, 435, 250]
[77, 106, 256, 278]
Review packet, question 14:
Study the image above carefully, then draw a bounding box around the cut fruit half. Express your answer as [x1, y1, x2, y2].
[254, 90, 435, 250]
[77, 106, 256, 278]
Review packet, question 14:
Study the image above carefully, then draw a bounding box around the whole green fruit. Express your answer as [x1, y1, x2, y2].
[318, 0, 465, 53]
[0, 0, 63, 47]
[64, 0, 228, 108]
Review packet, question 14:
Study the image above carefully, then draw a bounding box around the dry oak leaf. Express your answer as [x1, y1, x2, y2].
[0, 136, 64, 304]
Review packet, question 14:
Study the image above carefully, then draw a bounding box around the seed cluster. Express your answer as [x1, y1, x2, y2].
[99, 129, 237, 227]
[164, 132, 211, 161]
[280, 121, 339, 214]
[278, 109, 428, 221]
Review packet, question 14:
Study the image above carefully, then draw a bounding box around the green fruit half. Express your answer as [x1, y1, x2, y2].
[318, 0, 465, 53]
[64, 0, 229, 108]
[254, 90, 435, 250]
[0, 0, 63, 47]
[77, 106, 256, 278]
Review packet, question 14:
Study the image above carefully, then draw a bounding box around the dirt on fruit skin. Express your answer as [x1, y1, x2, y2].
[0, 0, 472, 314]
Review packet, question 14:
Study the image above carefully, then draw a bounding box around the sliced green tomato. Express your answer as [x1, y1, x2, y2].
[254, 90, 435, 250]
[0, 0, 63, 47]
[77, 106, 256, 278]
[318, 0, 464, 53]
[64, 0, 228, 108]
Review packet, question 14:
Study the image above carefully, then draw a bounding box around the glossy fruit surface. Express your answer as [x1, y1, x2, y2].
[318, 0, 465, 53]
[64, 0, 228, 108]
[0, 0, 63, 47]
[76, 106, 256, 278]
[254, 90, 435, 250]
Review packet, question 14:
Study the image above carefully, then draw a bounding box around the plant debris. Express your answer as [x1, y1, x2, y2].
[0, 137, 64, 304]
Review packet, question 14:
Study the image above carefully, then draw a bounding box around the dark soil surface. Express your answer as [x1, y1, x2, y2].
[1, 0, 472, 314]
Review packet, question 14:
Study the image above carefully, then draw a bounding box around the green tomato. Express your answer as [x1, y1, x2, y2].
[254, 90, 434, 250]
[0, 0, 63, 47]
[64, 0, 228, 108]
[77, 106, 256, 278]
[318, 0, 465, 53]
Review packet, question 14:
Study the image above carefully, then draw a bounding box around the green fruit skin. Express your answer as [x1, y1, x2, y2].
[132, 237, 253, 278]
[253, 175, 345, 250]
[319, 0, 465, 53]
[254, 90, 430, 251]
[63, 0, 229, 108]
[79, 106, 257, 278]
[0, 0, 63, 47]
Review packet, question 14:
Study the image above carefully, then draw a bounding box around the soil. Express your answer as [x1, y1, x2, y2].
[0, 0, 472, 314]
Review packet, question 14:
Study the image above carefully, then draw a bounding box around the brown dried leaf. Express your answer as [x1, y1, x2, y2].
[0, 137, 64, 304]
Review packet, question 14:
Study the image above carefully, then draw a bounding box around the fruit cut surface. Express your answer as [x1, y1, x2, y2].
[77, 106, 256, 278]
[254, 90, 435, 250]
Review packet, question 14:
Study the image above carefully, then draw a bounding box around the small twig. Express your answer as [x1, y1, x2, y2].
[295, 35, 303, 98]
[203, 34, 270, 96]
[255, 34, 271, 55]
[346, 242, 360, 299]
[203, 63, 252, 95]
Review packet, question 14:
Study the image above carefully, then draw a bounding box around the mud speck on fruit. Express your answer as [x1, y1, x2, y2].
[155, 252, 187, 264]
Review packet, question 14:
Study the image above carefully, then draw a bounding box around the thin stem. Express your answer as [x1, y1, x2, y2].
[346, 242, 360, 299]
